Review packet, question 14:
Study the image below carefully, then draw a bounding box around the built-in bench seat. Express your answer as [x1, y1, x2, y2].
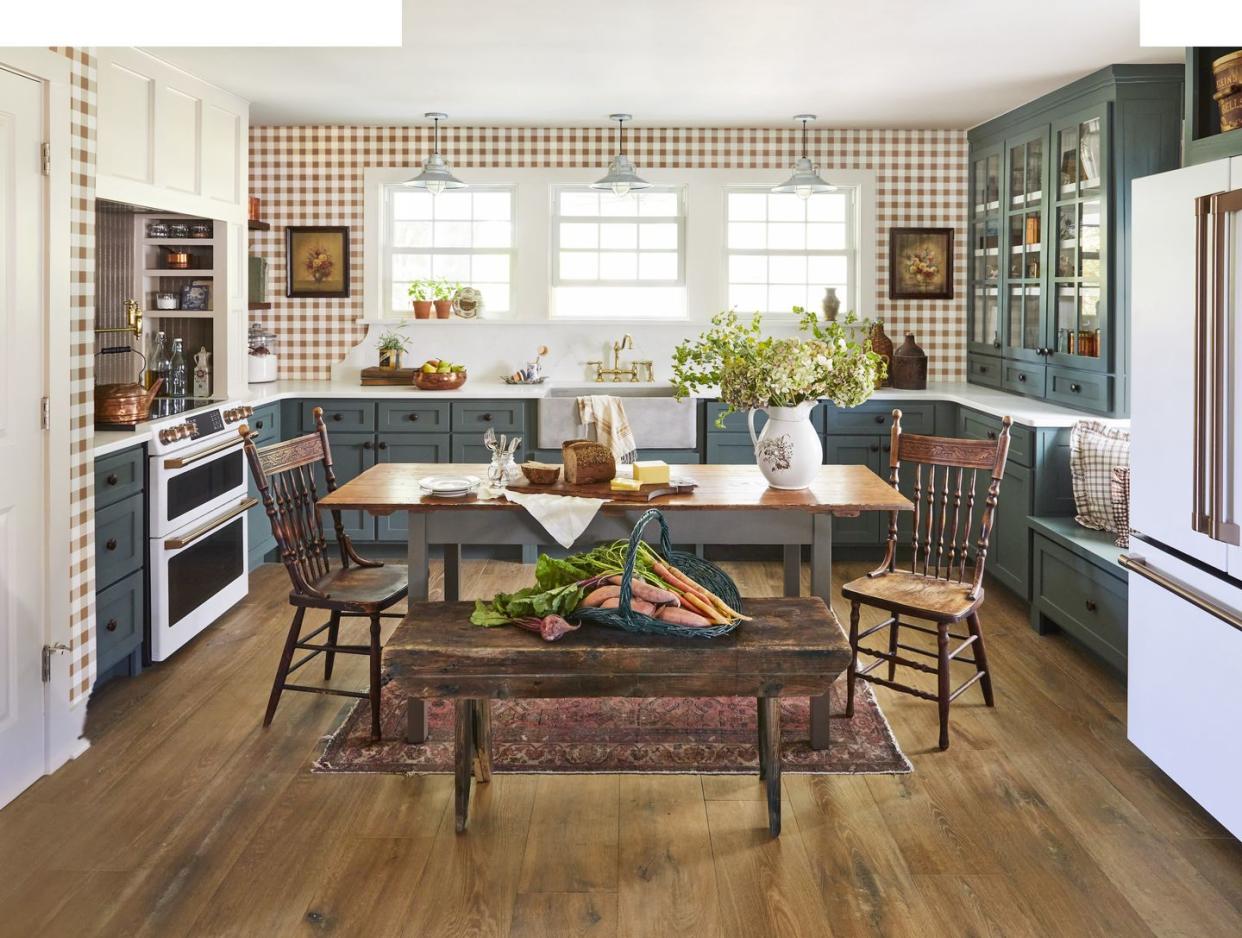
[1028, 515, 1129, 672]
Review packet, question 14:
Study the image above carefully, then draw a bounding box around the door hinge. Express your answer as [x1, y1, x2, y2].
[40, 396, 50, 430]
[42, 643, 70, 683]
[41, 142, 50, 176]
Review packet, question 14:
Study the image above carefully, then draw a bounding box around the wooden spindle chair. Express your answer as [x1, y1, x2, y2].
[841, 408, 1012, 750]
[240, 406, 408, 740]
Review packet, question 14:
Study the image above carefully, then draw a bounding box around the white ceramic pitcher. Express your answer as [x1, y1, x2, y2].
[747, 401, 822, 489]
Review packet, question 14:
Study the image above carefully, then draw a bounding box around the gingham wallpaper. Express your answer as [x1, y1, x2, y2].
[250, 126, 968, 381]
[55, 47, 98, 703]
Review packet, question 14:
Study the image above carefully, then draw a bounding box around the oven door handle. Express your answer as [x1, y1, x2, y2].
[163, 437, 245, 470]
[164, 498, 257, 550]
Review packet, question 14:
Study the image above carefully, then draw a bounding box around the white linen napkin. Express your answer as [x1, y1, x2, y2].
[501, 488, 606, 549]
[577, 394, 637, 464]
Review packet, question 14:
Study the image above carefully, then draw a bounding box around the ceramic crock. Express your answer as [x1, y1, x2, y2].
[747, 401, 822, 489]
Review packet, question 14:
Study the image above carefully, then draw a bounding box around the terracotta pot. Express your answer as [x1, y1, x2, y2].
[870, 321, 894, 388]
[412, 300, 432, 319]
[434, 299, 453, 319]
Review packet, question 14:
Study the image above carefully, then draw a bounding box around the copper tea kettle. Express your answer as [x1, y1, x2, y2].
[94, 300, 162, 427]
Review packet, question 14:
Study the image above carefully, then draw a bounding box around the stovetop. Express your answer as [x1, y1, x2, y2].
[95, 396, 223, 431]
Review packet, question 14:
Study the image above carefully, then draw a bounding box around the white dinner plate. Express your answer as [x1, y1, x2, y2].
[418, 474, 481, 497]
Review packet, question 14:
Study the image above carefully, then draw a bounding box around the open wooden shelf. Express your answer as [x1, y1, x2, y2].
[248, 219, 271, 231]
[248, 301, 273, 311]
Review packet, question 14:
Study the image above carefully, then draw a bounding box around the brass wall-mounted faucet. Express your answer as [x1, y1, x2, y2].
[586, 333, 653, 382]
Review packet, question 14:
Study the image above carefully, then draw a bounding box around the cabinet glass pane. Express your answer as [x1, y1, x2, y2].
[975, 155, 1000, 213]
[1056, 205, 1076, 277]
[1057, 127, 1078, 197]
[1078, 286, 1101, 358]
[1025, 139, 1043, 205]
[1009, 144, 1025, 208]
[973, 287, 999, 345]
[1079, 199, 1101, 279]
[1078, 119, 1101, 193]
[1007, 285, 1041, 351]
[1008, 215, 1025, 277]
[1055, 284, 1077, 352]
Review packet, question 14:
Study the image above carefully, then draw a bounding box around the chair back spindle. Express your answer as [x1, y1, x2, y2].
[874, 409, 1012, 599]
[240, 405, 376, 601]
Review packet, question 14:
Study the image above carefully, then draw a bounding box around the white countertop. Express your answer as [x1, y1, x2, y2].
[91, 379, 1125, 457]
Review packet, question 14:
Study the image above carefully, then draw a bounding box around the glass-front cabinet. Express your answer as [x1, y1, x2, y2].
[964, 65, 1183, 416]
[967, 145, 1002, 355]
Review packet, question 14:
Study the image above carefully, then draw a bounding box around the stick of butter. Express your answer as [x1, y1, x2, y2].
[610, 477, 643, 491]
[632, 460, 670, 484]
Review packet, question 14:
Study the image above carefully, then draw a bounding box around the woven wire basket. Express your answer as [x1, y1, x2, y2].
[570, 508, 743, 639]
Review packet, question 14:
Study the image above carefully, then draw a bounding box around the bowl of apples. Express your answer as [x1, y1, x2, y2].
[413, 358, 468, 391]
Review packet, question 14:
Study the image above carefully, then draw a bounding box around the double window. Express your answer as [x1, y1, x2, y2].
[382, 184, 515, 316]
[725, 188, 854, 315]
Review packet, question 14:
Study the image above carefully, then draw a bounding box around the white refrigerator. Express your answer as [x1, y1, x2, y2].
[1129, 155, 1242, 838]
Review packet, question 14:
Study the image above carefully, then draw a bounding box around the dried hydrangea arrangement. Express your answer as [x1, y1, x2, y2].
[671, 307, 886, 426]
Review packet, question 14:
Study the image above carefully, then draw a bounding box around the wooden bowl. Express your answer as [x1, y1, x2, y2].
[521, 461, 561, 485]
[413, 370, 467, 391]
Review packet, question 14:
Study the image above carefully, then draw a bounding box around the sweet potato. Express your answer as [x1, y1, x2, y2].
[604, 576, 679, 606]
[581, 584, 621, 607]
[655, 607, 714, 627]
[597, 597, 657, 616]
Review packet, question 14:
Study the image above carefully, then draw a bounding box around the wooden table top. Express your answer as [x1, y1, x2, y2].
[383, 597, 852, 699]
[318, 463, 912, 515]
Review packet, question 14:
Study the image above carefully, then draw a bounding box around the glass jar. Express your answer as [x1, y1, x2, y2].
[146, 220, 169, 238]
[189, 220, 212, 238]
[248, 323, 279, 383]
[487, 452, 516, 492]
[168, 222, 190, 239]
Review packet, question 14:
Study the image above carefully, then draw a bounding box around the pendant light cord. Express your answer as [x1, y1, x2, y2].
[618, 116, 626, 158]
[801, 117, 808, 159]
[433, 116, 441, 156]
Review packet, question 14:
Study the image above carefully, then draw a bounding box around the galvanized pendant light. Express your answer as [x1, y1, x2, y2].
[591, 114, 651, 198]
[405, 112, 466, 194]
[772, 114, 833, 200]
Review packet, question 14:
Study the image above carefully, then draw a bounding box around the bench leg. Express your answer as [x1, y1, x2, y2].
[759, 696, 781, 836]
[407, 698, 427, 745]
[756, 697, 768, 780]
[472, 699, 493, 783]
[809, 513, 832, 749]
[455, 700, 476, 833]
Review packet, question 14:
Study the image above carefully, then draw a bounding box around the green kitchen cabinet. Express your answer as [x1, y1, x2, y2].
[246, 402, 282, 569]
[966, 64, 1183, 416]
[1183, 47, 1242, 166]
[824, 435, 884, 546]
[375, 433, 452, 541]
[324, 431, 378, 542]
[93, 443, 147, 685]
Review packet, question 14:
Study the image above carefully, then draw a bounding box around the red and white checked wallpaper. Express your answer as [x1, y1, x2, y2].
[250, 126, 967, 381]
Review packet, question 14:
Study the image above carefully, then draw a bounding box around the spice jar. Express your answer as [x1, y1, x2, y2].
[168, 222, 190, 239]
[146, 220, 169, 238]
[189, 221, 212, 238]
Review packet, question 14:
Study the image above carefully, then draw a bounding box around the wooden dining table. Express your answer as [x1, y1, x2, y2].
[318, 462, 912, 749]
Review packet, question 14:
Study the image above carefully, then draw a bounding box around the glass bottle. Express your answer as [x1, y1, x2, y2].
[149, 331, 170, 390]
[169, 338, 187, 398]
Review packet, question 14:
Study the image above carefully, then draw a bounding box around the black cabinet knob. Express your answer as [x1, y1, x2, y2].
[1017, 373, 1026, 383]
[362, 440, 373, 450]
[106, 538, 117, 551]
[1085, 599, 1097, 612]
[993, 340, 1001, 349]
[377, 441, 388, 450]
[105, 618, 117, 632]
[106, 473, 119, 486]
[979, 366, 989, 373]
[481, 413, 493, 422]
[874, 415, 884, 424]
[255, 420, 264, 429]
[408, 413, 419, 422]
[1070, 383, 1082, 393]
[332, 413, 343, 422]
[986, 430, 997, 440]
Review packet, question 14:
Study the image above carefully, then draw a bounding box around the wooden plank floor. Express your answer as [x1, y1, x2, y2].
[3, 558, 1241, 937]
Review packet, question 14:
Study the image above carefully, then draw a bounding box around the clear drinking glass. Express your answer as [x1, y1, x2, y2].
[488, 452, 516, 491]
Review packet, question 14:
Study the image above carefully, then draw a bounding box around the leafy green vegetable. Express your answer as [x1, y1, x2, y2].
[470, 580, 588, 627]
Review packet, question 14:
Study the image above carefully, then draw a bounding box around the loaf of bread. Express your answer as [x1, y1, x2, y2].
[562, 440, 616, 484]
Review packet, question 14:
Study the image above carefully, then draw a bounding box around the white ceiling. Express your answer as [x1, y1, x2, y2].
[147, 0, 1181, 129]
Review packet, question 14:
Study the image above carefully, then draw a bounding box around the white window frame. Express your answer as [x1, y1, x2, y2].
[363, 166, 876, 323]
[379, 182, 517, 318]
[549, 184, 686, 288]
[723, 185, 859, 318]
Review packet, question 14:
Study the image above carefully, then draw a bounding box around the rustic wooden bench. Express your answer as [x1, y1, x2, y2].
[384, 596, 851, 836]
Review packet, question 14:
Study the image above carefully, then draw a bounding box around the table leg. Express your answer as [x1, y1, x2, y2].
[454, 700, 476, 833]
[443, 543, 461, 602]
[783, 544, 801, 597]
[406, 512, 430, 744]
[810, 513, 833, 750]
[759, 696, 781, 836]
[521, 544, 538, 564]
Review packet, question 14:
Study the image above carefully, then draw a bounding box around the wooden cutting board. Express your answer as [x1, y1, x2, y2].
[509, 476, 698, 502]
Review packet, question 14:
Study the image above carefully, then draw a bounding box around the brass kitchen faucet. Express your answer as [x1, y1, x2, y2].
[587, 334, 653, 382]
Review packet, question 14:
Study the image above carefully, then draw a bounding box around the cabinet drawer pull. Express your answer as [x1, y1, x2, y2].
[255, 419, 264, 429]
[1017, 373, 1027, 383]
[481, 413, 493, 422]
[106, 538, 118, 551]
[978, 365, 989, 373]
[1085, 599, 1097, 612]
[332, 413, 343, 422]
[363, 440, 373, 450]
[874, 415, 885, 424]
[106, 473, 119, 486]
[986, 430, 997, 440]
[105, 618, 118, 632]
[1070, 383, 1082, 393]
[408, 413, 419, 422]
[993, 340, 1001, 349]
[377, 441, 388, 450]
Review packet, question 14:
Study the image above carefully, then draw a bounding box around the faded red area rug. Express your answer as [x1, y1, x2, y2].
[313, 680, 910, 775]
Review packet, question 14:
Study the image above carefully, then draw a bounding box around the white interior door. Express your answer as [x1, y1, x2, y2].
[0, 67, 48, 807]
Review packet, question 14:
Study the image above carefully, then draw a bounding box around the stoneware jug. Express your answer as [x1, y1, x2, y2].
[747, 401, 822, 489]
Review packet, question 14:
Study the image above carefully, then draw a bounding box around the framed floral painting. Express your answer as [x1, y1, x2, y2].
[285, 226, 350, 298]
[888, 227, 954, 300]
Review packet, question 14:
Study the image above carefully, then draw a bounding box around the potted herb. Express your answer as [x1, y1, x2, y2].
[407, 280, 433, 319]
[433, 279, 460, 319]
[376, 329, 410, 369]
[672, 308, 885, 489]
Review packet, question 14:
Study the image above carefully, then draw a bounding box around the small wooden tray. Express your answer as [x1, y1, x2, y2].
[509, 477, 698, 502]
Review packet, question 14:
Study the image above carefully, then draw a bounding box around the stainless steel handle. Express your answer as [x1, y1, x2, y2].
[163, 437, 244, 470]
[1212, 190, 1242, 545]
[164, 498, 257, 550]
[1120, 553, 1242, 634]
[1193, 195, 1210, 536]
